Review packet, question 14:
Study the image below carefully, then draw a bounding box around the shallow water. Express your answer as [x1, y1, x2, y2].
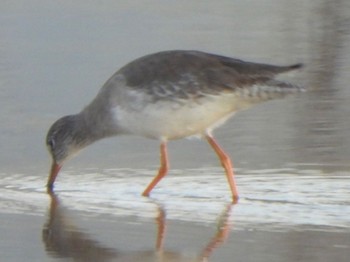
[1, 168, 350, 230]
[1, 168, 350, 261]
[1, 0, 350, 261]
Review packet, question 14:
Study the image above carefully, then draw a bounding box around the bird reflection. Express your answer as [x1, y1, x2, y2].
[43, 192, 234, 262]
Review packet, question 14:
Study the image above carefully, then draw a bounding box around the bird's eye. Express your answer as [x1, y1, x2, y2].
[47, 138, 55, 149]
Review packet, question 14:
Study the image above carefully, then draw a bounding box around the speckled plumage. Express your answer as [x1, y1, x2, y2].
[118, 50, 302, 99]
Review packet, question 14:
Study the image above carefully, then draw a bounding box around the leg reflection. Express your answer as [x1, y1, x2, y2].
[200, 204, 234, 259]
[152, 201, 234, 261]
[43, 192, 234, 261]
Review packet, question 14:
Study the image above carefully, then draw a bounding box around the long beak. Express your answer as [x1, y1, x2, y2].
[47, 162, 62, 191]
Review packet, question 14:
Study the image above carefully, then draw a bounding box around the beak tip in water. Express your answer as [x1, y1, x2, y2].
[47, 162, 62, 190]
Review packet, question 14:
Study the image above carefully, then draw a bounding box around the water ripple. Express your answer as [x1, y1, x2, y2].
[0, 168, 349, 232]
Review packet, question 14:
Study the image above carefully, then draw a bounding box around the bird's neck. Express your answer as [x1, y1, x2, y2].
[78, 99, 122, 144]
[65, 114, 99, 150]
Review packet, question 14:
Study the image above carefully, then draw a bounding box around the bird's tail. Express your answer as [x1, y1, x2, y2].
[286, 63, 303, 71]
[237, 79, 305, 100]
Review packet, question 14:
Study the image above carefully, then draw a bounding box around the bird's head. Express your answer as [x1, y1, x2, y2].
[46, 115, 85, 189]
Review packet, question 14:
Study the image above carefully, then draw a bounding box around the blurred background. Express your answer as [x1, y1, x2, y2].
[1, 0, 349, 175]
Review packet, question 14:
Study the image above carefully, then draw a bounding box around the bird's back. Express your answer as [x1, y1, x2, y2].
[116, 50, 303, 101]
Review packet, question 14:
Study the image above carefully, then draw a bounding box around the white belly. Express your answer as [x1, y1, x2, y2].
[113, 92, 244, 140]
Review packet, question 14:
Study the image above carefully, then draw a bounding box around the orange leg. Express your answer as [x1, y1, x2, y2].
[206, 135, 239, 202]
[142, 142, 169, 196]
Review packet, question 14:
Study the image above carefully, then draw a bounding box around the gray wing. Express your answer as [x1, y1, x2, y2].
[118, 50, 303, 100]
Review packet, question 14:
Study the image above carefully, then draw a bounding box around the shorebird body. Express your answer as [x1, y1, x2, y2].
[46, 50, 304, 201]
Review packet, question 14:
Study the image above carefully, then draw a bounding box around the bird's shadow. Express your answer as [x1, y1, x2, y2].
[42, 191, 235, 261]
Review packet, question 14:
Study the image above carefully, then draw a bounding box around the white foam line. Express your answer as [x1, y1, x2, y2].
[0, 169, 349, 231]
